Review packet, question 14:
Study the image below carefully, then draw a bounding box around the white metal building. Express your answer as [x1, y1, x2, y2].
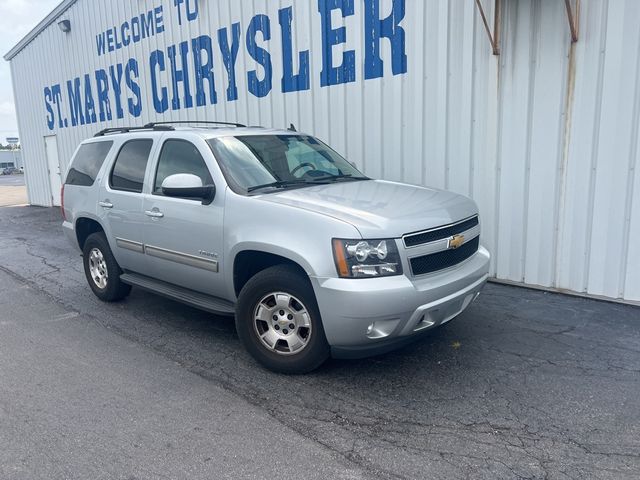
[5, 0, 640, 304]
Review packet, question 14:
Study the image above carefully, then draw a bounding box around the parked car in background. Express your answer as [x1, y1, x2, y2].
[2, 167, 19, 175]
[61, 122, 490, 373]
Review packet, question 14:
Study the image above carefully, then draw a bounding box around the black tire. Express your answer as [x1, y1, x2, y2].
[82, 232, 131, 302]
[235, 265, 330, 374]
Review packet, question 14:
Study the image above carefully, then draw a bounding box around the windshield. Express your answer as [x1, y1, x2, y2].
[207, 135, 368, 193]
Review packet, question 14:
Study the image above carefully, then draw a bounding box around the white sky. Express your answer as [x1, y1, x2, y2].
[0, 0, 60, 142]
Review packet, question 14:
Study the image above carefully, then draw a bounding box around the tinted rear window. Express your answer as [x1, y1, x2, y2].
[65, 141, 113, 186]
[110, 140, 153, 193]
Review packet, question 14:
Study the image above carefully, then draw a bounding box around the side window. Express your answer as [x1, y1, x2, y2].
[153, 140, 213, 194]
[65, 141, 113, 186]
[110, 139, 153, 193]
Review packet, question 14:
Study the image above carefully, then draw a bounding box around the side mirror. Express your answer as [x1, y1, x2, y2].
[161, 173, 216, 205]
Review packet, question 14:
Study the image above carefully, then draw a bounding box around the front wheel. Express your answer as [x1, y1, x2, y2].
[235, 265, 330, 374]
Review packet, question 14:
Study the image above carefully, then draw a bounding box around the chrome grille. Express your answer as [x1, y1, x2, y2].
[404, 216, 479, 248]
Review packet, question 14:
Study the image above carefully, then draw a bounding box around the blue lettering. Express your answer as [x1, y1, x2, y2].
[192, 36, 217, 107]
[363, 0, 407, 79]
[109, 64, 125, 119]
[155, 6, 165, 34]
[44, 87, 55, 130]
[95, 8, 165, 57]
[186, 0, 199, 21]
[96, 33, 106, 56]
[168, 41, 194, 110]
[150, 50, 169, 113]
[114, 26, 122, 50]
[83, 74, 97, 124]
[125, 59, 142, 117]
[131, 17, 141, 43]
[218, 23, 241, 102]
[106, 28, 115, 52]
[141, 11, 154, 39]
[121, 21, 131, 47]
[174, 0, 185, 25]
[246, 15, 272, 98]
[279, 7, 310, 93]
[95, 69, 112, 122]
[51, 84, 64, 128]
[174, 0, 198, 25]
[67, 78, 85, 127]
[318, 0, 356, 87]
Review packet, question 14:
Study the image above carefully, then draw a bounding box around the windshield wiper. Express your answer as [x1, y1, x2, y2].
[247, 179, 314, 193]
[247, 175, 368, 193]
[308, 174, 370, 183]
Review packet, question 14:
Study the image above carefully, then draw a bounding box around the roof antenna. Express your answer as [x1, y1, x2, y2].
[288, 123, 297, 132]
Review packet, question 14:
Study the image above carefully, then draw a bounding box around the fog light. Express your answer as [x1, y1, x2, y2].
[365, 318, 401, 339]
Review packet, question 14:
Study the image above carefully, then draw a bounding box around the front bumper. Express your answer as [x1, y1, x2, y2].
[310, 246, 490, 359]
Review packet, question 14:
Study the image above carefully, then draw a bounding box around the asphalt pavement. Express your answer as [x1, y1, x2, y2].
[0, 205, 639, 479]
[0, 175, 25, 186]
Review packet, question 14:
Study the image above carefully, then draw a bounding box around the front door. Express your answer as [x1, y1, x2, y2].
[142, 139, 224, 297]
[44, 135, 62, 206]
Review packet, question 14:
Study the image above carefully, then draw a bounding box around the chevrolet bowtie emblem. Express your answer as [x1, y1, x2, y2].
[448, 234, 465, 249]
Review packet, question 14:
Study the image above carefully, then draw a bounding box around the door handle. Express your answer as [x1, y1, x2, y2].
[145, 210, 164, 218]
[98, 201, 113, 209]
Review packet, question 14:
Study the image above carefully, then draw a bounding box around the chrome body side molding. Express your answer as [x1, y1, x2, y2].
[116, 237, 145, 254]
[145, 244, 219, 272]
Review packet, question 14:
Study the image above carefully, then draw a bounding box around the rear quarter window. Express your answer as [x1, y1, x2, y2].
[65, 141, 114, 186]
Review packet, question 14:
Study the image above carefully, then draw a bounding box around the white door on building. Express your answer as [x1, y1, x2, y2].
[44, 135, 62, 206]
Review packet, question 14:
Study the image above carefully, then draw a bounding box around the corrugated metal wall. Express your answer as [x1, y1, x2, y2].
[7, 0, 640, 302]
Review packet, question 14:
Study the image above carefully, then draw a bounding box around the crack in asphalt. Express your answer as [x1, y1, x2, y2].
[1, 206, 639, 479]
[0, 262, 389, 480]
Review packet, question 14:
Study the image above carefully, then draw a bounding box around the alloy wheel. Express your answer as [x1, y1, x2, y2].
[253, 292, 312, 355]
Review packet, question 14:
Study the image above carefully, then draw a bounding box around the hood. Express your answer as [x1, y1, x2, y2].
[257, 180, 478, 238]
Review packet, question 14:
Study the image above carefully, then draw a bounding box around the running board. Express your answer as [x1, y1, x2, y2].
[120, 273, 235, 316]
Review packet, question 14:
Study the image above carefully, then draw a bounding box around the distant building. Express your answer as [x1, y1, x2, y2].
[0, 150, 22, 170]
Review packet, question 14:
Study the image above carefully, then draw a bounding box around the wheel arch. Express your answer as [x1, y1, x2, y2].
[232, 245, 313, 298]
[75, 216, 106, 250]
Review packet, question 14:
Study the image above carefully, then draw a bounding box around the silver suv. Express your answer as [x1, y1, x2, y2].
[62, 122, 490, 373]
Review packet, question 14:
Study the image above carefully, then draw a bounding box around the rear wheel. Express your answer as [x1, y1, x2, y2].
[236, 265, 330, 374]
[82, 232, 131, 302]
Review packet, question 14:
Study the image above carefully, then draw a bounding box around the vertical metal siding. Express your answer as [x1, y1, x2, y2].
[7, 0, 640, 303]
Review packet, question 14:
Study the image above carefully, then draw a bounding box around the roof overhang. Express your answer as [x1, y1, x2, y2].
[4, 0, 77, 61]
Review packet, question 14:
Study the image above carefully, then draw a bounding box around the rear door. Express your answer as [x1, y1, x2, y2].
[64, 140, 114, 218]
[142, 137, 225, 296]
[98, 138, 155, 274]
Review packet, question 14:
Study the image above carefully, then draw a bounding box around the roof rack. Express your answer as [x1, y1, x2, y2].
[94, 120, 246, 137]
[144, 120, 247, 128]
[94, 125, 174, 137]
[94, 120, 247, 138]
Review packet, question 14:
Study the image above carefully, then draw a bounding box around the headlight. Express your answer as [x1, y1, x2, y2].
[332, 239, 403, 278]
